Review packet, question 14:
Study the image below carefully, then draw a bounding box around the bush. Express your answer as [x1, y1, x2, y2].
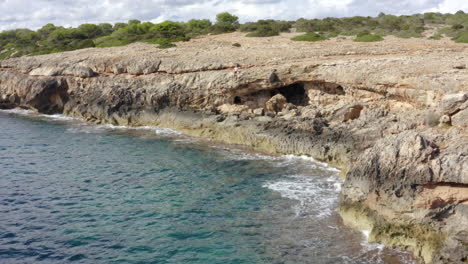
[149, 38, 176, 49]
[291, 32, 327, 42]
[424, 112, 441, 127]
[246, 24, 279, 37]
[429, 33, 443, 40]
[232, 43, 241, 47]
[453, 32, 468, 43]
[354, 32, 384, 42]
[150, 21, 186, 41]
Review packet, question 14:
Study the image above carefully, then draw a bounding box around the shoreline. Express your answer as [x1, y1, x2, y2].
[1, 35, 467, 263]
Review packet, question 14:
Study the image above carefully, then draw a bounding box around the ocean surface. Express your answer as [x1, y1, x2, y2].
[0, 110, 415, 264]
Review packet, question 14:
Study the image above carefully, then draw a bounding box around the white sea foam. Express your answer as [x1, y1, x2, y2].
[0, 108, 36, 115]
[279, 154, 340, 172]
[39, 114, 81, 121]
[359, 229, 386, 253]
[264, 173, 342, 218]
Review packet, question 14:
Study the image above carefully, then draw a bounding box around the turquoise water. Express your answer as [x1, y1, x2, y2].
[0, 110, 415, 264]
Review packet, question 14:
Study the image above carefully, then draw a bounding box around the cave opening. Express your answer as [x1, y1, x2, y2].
[271, 82, 309, 106]
[233, 96, 242, 105]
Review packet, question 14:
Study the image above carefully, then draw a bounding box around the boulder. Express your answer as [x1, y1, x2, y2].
[63, 65, 95, 78]
[265, 94, 287, 113]
[253, 108, 264, 116]
[439, 115, 451, 125]
[441, 93, 468, 115]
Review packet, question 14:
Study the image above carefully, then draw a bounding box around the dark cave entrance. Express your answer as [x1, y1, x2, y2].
[271, 82, 309, 106]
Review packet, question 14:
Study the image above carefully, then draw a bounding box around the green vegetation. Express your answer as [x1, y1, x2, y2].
[291, 32, 327, 42]
[241, 20, 292, 37]
[1, 10, 467, 60]
[212, 12, 239, 34]
[353, 32, 384, 42]
[453, 31, 468, 43]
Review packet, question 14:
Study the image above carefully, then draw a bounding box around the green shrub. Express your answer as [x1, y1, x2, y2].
[246, 24, 279, 37]
[354, 32, 384, 42]
[429, 33, 443, 40]
[291, 32, 327, 42]
[0, 49, 16, 59]
[150, 21, 187, 41]
[148, 39, 176, 49]
[232, 43, 241, 47]
[424, 112, 441, 127]
[453, 32, 468, 43]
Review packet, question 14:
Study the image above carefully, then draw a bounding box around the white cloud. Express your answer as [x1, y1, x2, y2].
[0, 0, 467, 31]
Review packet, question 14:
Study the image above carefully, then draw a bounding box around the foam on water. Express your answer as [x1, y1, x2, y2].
[263, 174, 342, 218]
[1, 108, 184, 137]
[0, 108, 36, 115]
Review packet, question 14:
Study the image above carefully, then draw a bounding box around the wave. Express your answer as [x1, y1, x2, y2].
[0, 108, 36, 115]
[263, 174, 342, 218]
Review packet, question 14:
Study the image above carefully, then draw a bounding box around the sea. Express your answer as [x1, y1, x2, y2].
[0, 109, 415, 264]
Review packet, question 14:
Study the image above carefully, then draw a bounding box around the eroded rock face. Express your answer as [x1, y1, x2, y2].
[0, 33, 467, 263]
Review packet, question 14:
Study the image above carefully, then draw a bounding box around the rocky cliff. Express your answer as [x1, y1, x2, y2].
[1, 32, 467, 263]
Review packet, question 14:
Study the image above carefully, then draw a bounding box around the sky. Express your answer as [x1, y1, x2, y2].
[0, 0, 467, 31]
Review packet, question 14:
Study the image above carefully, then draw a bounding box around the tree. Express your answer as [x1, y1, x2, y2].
[113, 22, 128, 31]
[150, 21, 186, 40]
[38, 23, 58, 36]
[78, 24, 103, 39]
[16, 29, 41, 45]
[216, 12, 239, 26]
[213, 12, 239, 33]
[98, 23, 113, 35]
[128, 19, 141, 25]
[186, 19, 212, 36]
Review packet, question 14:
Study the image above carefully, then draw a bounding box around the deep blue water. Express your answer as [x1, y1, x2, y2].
[0, 110, 415, 264]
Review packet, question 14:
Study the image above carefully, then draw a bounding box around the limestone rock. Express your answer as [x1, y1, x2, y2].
[265, 94, 287, 113]
[439, 115, 451, 125]
[63, 65, 95, 78]
[253, 108, 264, 116]
[343, 104, 364, 122]
[29, 66, 63, 76]
[441, 93, 468, 116]
[217, 104, 249, 114]
[451, 108, 468, 127]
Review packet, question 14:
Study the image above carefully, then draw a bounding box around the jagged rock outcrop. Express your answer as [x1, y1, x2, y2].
[0, 32, 467, 263]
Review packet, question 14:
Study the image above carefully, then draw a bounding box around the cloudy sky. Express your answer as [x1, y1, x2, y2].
[0, 0, 467, 30]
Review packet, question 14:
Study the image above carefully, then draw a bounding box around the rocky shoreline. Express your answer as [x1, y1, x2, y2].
[1, 33, 467, 263]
